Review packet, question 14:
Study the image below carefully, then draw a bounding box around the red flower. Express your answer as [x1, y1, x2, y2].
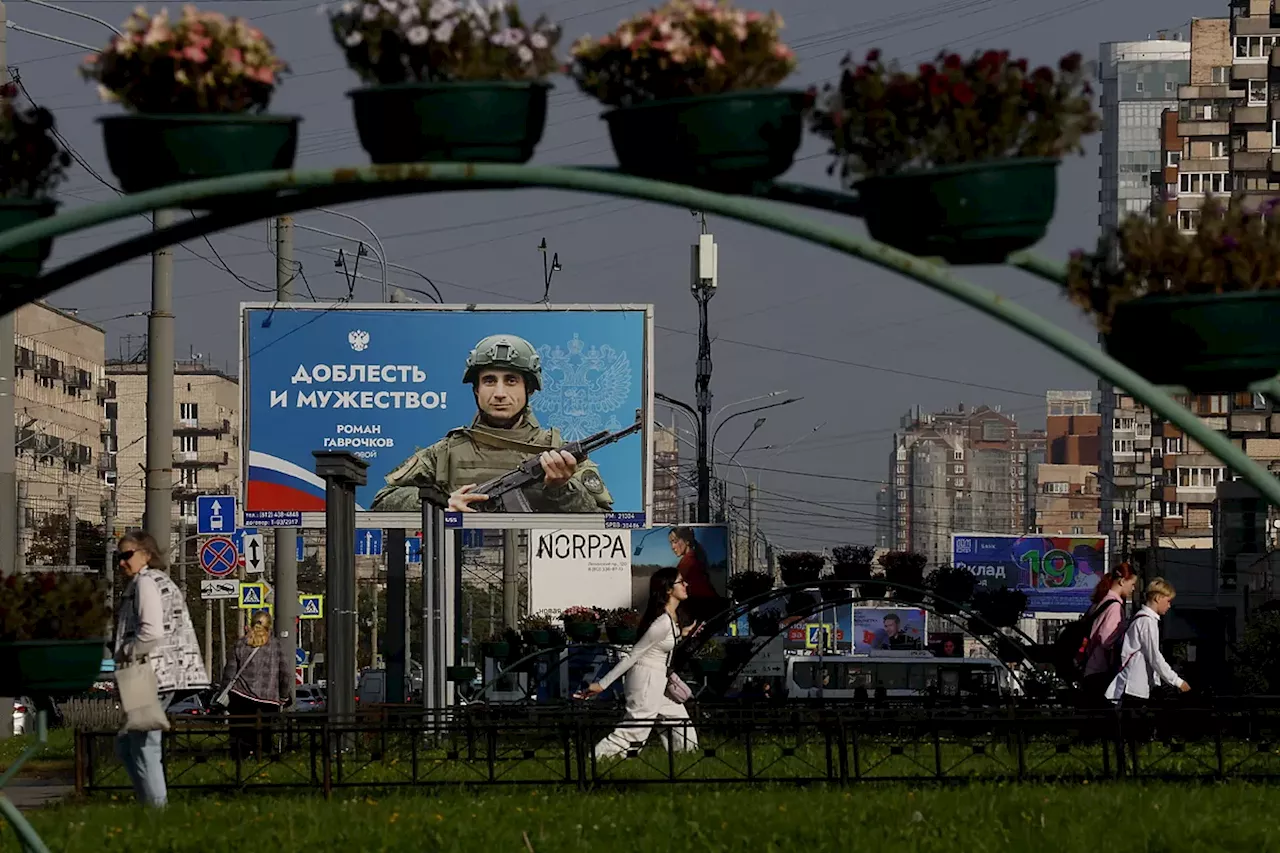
[952, 81, 976, 106]
[1013, 58, 1028, 72]
[977, 50, 1003, 71]
[1059, 51, 1083, 73]
[928, 73, 949, 96]
[866, 48, 881, 63]
[918, 62, 937, 78]
[943, 53, 963, 70]
[1032, 66, 1055, 84]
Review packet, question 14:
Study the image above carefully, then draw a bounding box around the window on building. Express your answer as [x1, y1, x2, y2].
[1212, 66, 1230, 83]
[1177, 467, 1225, 487]
[1250, 79, 1268, 105]
[1273, 120, 1280, 149]
[1135, 79, 1145, 93]
[1166, 151, 1181, 166]
[1235, 35, 1280, 59]
[1043, 482, 1069, 494]
[179, 468, 198, 487]
[179, 402, 198, 421]
[1210, 139, 1228, 158]
[1070, 511, 1086, 520]
[953, 450, 963, 460]
[1113, 439, 1134, 452]
[180, 435, 198, 452]
[179, 500, 195, 518]
[1164, 501, 1184, 517]
[1113, 508, 1124, 523]
[955, 478, 965, 488]
[1179, 172, 1231, 195]
[1165, 80, 1175, 93]
[1072, 526, 1084, 534]
[1137, 499, 1150, 514]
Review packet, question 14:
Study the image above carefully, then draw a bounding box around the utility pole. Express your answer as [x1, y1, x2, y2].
[747, 481, 757, 573]
[691, 218, 717, 524]
[102, 491, 115, 634]
[273, 216, 298, 702]
[143, 209, 176, 545]
[0, 3, 16, 579]
[67, 495, 76, 568]
[177, 517, 187, 593]
[15, 481, 25, 571]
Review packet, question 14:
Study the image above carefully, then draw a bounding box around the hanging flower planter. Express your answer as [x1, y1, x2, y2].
[569, 1, 802, 189]
[0, 83, 72, 278]
[0, 573, 108, 695]
[811, 49, 1099, 264]
[82, 6, 297, 194]
[1068, 194, 1280, 390]
[480, 640, 510, 660]
[604, 607, 641, 645]
[330, 0, 560, 165]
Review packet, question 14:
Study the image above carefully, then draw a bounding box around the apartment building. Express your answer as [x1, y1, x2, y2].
[12, 302, 110, 560]
[1098, 36, 1192, 230]
[107, 357, 240, 535]
[889, 404, 1044, 567]
[652, 424, 680, 525]
[1035, 391, 1102, 536]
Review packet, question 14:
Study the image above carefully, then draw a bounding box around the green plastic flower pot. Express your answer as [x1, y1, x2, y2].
[0, 638, 106, 695]
[522, 629, 551, 648]
[445, 665, 477, 683]
[98, 113, 300, 194]
[480, 641, 510, 660]
[0, 199, 57, 279]
[691, 658, 724, 675]
[566, 621, 601, 643]
[1105, 291, 1280, 390]
[349, 82, 549, 165]
[606, 625, 638, 646]
[856, 158, 1059, 265]
[603, 89, 807, 190]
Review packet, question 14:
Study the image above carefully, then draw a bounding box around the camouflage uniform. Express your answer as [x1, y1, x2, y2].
[368, 333, 614, 513]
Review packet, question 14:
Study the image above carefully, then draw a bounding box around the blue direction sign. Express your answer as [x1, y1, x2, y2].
[355, 529, 383, 556]
[244, 510, 303, 528]
[196, 496, 235, 536]
[407, 536, 421, 564]
[461, 529, 485, 549]
[295, 647, 307, 666]
[199, 536, 238, 578]
[231, 528, 257, 557]
[299, 594, 324, 619]
[296, 535, 304, 561]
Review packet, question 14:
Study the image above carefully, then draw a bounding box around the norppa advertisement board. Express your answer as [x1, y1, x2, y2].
[241, 304, 653, 528]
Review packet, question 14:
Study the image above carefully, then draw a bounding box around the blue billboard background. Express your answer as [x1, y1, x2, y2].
[950, 534, 1108, 613]
[243, 306, 649, 514]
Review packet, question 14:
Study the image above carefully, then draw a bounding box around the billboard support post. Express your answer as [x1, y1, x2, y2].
[274, 215, 299, 707]
[419, 489, 448, 713]
[385, 528, 407, 704]
[502, 531, 519, 630]
[314, 451, 367, 734]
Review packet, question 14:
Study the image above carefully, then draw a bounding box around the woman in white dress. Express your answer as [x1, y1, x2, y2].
[577, 567, 701, 758]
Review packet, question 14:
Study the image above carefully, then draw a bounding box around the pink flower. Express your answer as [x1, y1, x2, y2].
[226, 48, 243, 65]
[182, 45, 208, 63]
[746, 11, 762, 21]
[710, 45, 725, 65]
[248, 65, 275, 84]
[771, 43, 792, 60]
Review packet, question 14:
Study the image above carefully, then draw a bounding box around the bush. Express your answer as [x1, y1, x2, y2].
[973, 587, 1029, 630]
[831, 544, 876, 582]
[727, 570, 775, 602]
[560, 606, 600, 624]
[0, 573, 108, 641]
[329, 0, 561, 85]
[778, 551, 824, 586]
[82, 6, 288, 113]
[879, 551, 927, 601]
[928, 564, 977, 612]
[568, 0, 796, 108]
[603, 608, 641, 629]
[0, 86, 72, 199]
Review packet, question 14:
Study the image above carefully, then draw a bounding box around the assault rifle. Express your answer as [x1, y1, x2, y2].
[473, 411, 643, 513]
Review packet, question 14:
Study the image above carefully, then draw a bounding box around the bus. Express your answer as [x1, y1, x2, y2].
[783, 652, 1020, 701]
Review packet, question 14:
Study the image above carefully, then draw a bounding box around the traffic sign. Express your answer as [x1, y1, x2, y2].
[243, 532, 265, 574]
[296, 534, 304, 561]
[199, 536, 238, 578]
[804, 623, 833, 650]
[461, 529, 485, 549]
[356, 529, 383, 556]
[299, 594, 324, 619]
[239, 582, 267, 609]
[407, 536, 421, 564]
[295, 647, 307, 667]
[295, 667, 304, 686]
[200, 578, 239, 600]
[196, 496, 235, 536]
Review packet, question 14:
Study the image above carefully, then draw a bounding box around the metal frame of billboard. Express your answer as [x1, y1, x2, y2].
[950, 531, 1110, 615]
[239, 302, 655, 530]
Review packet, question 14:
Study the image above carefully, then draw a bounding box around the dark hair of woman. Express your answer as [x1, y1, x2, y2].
[637, 567, 680, 638]
[119, 530, 166, 569]
[671, 526, 707, 566]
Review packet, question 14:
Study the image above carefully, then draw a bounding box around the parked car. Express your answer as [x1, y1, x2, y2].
[168, 690, 214, 717]
[11, 697, 34, 736]
[294, 684, 326, 713]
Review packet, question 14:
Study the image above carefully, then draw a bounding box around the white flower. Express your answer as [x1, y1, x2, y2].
[399, 6, 420, 24]
[427, 0, 457, 21]
[361, 3, 380, 20]
[378, 0, 399, 11]
[432, 19, 456, 41]
[406, 24, 430, 44]
[517, 44, 533, 64]
[530, 31, 548, 50]
[344, 30, 364, 45]
[467, 0, 485, 21]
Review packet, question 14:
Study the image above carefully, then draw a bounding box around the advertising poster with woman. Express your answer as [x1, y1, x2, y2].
[630, 525, 729, 623]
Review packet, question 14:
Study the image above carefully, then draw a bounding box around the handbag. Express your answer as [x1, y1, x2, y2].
[116, 655, 171, 733]
[664, 616, 692, 705]
[212, 644, 262, 709]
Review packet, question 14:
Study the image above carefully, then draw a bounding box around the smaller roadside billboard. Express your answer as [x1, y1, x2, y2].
[853, 607, 927, 654]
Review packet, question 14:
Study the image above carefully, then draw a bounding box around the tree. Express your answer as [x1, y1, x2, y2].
[25, 513, 108, 568]
[1233, 611, 1280, 694]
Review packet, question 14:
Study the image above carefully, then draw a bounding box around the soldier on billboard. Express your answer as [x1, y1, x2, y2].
[369, 334, 615, 513]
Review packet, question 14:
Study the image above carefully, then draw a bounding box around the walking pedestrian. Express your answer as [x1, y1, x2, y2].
[113, 531, 208, 807]
[1078, 562, 1138, 707]
[1106, 577, 1190, 708]
[576, 568, 700, 758]
[219, 610, 293, 761]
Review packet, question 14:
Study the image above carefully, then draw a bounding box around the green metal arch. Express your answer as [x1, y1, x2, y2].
[5, 162, 1278, 511]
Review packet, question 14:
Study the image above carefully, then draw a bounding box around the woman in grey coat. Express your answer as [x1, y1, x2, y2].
[220, 610, 293, 760]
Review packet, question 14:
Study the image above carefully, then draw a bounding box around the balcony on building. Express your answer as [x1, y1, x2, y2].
[174, 417, 232, 436]
[1233, 149, 1272, 171]
[173, 483, 233, 502]
[1233, 103, 1269, 125]
[97, 454, 116, 473]
[1230, 411, 1271, 433]
[14, 345, 33, 371]
[173, 449, 230, 468]
[96, 378, 116, 401]
[1178, 119, 1231, 137]
[34, 355, 62, 380]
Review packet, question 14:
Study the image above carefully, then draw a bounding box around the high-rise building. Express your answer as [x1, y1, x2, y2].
[1098, 36, 1191, 230]
[1036, 391, 1102, 536]
[107, 357, 240, 535]
[12, 302, 111, 563]
[889, 404, 1044, 567]
[652, 424, 680, 524]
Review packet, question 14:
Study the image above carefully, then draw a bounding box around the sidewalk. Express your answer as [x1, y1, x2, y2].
[3, 778, 73, 810]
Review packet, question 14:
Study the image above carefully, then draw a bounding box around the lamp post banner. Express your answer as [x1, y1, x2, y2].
[950, 533, 1109, 613]
[241, 303, 654, 525]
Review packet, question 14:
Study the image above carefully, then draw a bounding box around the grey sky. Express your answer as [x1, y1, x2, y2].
[9, 0, 1213, 549]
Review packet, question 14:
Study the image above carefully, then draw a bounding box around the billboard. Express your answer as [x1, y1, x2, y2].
[853, 607, 927, 654]
[241, 304, 653, 528]
[528, 529, 632, 614]
[630, 524, 729, 621]
[950, 533, 1108, 614]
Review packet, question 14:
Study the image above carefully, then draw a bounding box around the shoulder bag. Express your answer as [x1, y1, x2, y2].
[117, 654, 171, 733]
[664, 616, 692, 704]
[212, 644, 263, 709]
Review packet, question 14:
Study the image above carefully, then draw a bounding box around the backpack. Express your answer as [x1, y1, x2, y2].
[1052, 598, 1121, 684]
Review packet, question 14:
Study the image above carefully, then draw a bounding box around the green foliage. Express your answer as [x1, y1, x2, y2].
[1234, 611, 1280, 693]
[811, 48, 1099, 180]
[25, 514, 109, 569]
[602, 607, 641, 629]
[726, 569, 774, 601]
[1065, 194, 1280, 331]
[0, 572, 108, 641]
[0, 84, 72, 199]
[973, 587, 1029, 630]
[778, 551, 824, 585]
[928, 564, 978, 611]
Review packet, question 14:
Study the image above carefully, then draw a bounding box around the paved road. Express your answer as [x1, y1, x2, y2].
[3, 778, 73, 810]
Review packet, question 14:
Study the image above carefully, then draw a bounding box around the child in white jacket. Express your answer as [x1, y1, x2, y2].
[1105, 577, 1191, 707]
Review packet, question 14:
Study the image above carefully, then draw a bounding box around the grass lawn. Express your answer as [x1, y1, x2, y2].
[6, 782, 1279, 851]
[0, 728, 76, 777]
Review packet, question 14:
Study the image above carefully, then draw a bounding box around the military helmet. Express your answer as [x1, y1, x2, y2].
[462, 334, 543, 392]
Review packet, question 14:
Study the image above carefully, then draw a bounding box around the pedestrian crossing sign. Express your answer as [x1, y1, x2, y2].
[239, 582, 267, 609]
[299, 594, 324, 619]
[805, 623, 833, 650]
